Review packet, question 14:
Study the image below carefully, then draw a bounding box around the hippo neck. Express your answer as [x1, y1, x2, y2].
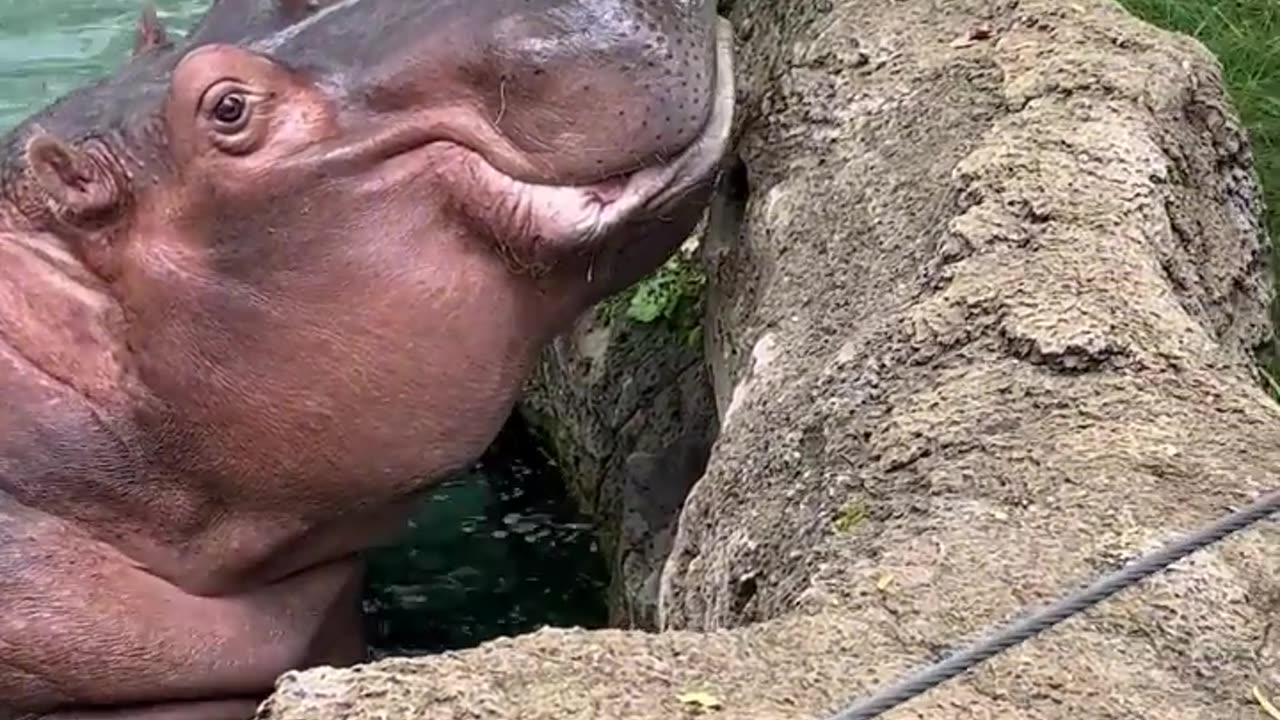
[0, 213, 137, 412]
[0, 213, 219, 588]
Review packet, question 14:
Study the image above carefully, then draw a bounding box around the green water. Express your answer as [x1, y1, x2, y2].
[0, 0, 609, 653]
[0, 1, 206, 131]
[363, 420, 609, 655]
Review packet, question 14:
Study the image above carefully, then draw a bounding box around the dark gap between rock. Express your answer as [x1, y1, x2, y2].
[361, 413, 610, 657]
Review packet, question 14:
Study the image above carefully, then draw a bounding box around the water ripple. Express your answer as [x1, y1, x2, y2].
[0, 0, 205, 131]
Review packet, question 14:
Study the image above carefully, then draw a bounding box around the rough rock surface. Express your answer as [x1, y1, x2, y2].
[258, 0, 1280, 718]
[518, 254, 719, 627]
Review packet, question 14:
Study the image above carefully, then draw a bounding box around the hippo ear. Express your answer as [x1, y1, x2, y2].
[24, 134, 123, 229]
[133, 4, 172, 57]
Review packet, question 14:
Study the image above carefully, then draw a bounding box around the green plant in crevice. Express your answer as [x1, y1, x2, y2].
[626, 254, 706, 321]
[833, 499, 868, 534]
[602, 246, 709, 348]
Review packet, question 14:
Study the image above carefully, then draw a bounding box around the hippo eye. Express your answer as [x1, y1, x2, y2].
[209, 91, 250, 133]
[197, 83, 266, 155]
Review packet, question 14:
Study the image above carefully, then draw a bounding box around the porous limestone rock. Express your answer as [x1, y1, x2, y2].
[258, 0, 1280, 717]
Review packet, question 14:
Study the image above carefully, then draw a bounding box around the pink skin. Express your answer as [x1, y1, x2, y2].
[0, 2, 736, 718]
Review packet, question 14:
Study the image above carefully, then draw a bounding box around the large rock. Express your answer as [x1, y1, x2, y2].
[258, 0, 1280, 718]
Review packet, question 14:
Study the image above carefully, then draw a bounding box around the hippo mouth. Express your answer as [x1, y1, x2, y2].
[399, 19, 737, 272]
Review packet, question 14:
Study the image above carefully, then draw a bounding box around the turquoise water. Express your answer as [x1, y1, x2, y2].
[0, 1, 206, 131]
[1, 0, 609, 653]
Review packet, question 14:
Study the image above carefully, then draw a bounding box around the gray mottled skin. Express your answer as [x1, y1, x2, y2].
[0, 0, 735, 718]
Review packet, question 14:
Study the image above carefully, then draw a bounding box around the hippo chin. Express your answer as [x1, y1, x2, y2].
[0, 1, 735, 717]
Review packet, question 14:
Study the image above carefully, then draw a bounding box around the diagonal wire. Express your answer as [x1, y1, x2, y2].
[825, 488, 1280, 720]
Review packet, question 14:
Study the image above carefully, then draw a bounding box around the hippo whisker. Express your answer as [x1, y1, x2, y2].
[495, 76, 509, 127]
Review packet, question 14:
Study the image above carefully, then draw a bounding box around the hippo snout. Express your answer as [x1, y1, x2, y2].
[262, 0, 724, 185]
[475, 0, 720, 181]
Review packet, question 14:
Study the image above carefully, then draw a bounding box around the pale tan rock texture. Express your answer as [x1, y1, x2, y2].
[257, 0, 1280, 717]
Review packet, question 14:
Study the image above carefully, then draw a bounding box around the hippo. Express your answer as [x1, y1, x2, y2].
[0, 0, 735, 717]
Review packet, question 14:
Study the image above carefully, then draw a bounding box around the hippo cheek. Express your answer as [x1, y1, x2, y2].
[122, 185, 550, 498]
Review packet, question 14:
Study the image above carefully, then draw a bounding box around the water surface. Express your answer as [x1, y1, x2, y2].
[0, 1, 206, 131]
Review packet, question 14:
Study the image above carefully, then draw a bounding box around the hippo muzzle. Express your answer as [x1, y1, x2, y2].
[267, 0, 721, 181]
[0, 0, 734, 718]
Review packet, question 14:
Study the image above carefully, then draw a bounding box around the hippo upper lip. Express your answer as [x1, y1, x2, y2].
[454, 36, 733, 195]
[468, 23, 732, 198]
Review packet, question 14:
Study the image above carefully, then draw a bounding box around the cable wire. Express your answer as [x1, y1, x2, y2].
[825, 488, 1280, 720]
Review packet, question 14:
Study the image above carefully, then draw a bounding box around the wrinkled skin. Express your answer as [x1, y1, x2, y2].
[0, 0, 735, 717]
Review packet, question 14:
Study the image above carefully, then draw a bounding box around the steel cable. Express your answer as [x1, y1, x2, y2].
[825, 488, 1280, 720]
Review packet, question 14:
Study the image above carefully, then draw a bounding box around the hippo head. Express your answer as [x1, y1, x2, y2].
[0, 0, 734, 582]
